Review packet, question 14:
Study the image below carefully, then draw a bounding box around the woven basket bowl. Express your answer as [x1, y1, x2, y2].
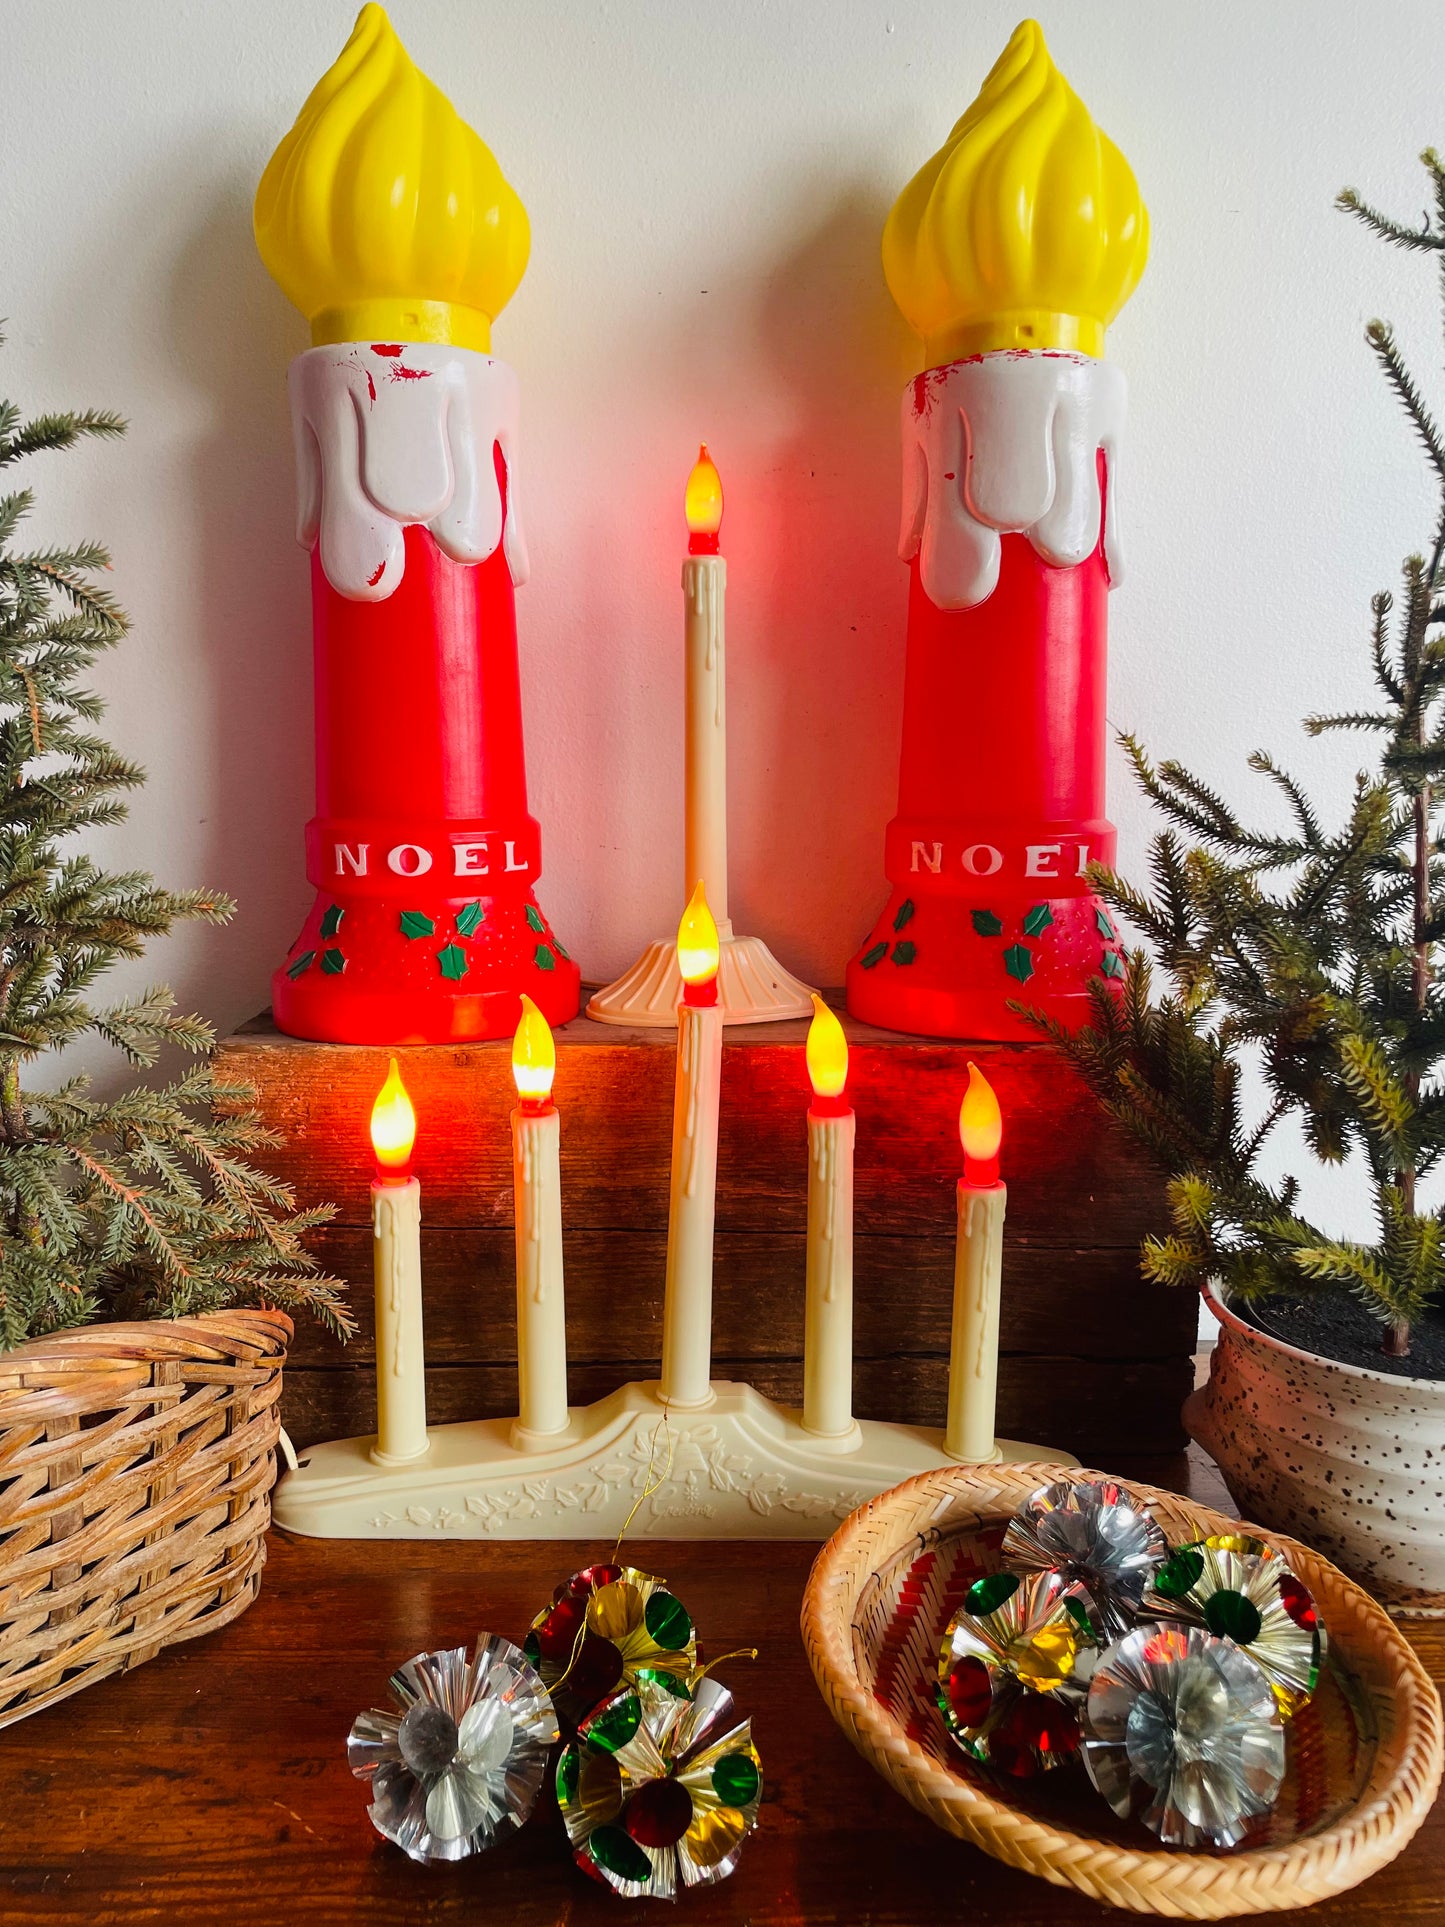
[802, 1462, 1444, 1919]
[0, 1308, 292, 1729]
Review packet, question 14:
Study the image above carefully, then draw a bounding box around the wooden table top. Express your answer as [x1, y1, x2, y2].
[4, 1455, 1440, 1926]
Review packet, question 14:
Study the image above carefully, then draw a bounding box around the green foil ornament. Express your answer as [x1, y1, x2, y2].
[557, 1673, 762, 1900]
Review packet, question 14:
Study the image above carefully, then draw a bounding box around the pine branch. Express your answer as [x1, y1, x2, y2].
[1336, 187, 1443, 251]
[0, 360, 347, 1347]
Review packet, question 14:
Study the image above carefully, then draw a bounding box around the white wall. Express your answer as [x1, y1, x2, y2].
[4, 0, 1445, 1236]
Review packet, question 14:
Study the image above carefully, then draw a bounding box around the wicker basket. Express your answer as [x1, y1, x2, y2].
[0, 1308, 292, 1729]
[802, 1462, 1444, 1918]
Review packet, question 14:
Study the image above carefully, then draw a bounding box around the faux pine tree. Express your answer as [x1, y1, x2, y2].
[1026, 151, 1445, 1362]
[0, 360, 350, 1348]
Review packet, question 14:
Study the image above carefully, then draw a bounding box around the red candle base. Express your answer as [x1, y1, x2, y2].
[847, 518, 1123, 1042]
[273, 888, 580, 1044]
[847, 888, 1124, 1041]
[272, 497, 580, 1044]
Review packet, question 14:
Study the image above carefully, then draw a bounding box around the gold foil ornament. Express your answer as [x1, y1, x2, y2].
[557, 1673, 762, 1899]
[936, 1567, 1100, 1777]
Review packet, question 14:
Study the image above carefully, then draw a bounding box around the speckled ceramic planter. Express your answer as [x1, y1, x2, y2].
[1185, 1282, 1445, 1615]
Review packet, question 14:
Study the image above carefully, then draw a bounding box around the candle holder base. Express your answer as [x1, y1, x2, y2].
[272, 1378, 1077, 1541]
[588, 930, 816, 1028]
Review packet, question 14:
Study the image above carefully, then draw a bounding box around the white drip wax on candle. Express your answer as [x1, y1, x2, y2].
[683, 446, 729, 926]
[511, 996, 569, 1441]
[660, 883, 724, 1408]
[803, 997, 859, 1440]
[369, 1059, 429, 1465]
[946, 1061, 1006, 1463]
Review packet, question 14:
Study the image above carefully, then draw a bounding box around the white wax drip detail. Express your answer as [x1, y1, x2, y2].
[374, 1188, 406, 1377]
[685, 562, 725, 728]
[681, 1011, 703, 1197]
[289, 341, 529, 602]
[813, 1128, 837, 1274]
[519, 1127, 544, 1298]
[900, 351, 1127, 611]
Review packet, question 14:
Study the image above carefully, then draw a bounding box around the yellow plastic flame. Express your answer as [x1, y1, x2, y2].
[254, 3, 530, 350]
[370, 1056, 417, 1170]
[684, 444, 724, 539]
[959, 1061, 1003, 1165]
[677, 880, 721, 986]
[805, 994, 849, 1100]
[882, 19, 1148, 363]
[511, 993, 556, 1102]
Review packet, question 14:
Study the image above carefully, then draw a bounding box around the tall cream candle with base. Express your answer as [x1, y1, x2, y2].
[946, 1061, 1006, 1463]
[660, 882, 723, 1409]
[683, 446, 729, 926]
[803, 996, 858, 1439]
[369, 1059, 429, 1465]
[510, 996, 569, 1441]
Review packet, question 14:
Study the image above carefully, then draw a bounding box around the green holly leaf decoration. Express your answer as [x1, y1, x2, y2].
[892, 939, 917, 965]
[971, 910, 1003, 937]
[1022, 903, 1054, 936]
[525, 904, 546, 934]
[320, 947, 346, 975]
[535, 943, 556, 971]
[893, 898, 915, 932]
[1003, 943, 1034, 983]
[1101, 948, 1125, 980]
[400, 911, 434, 940]
[437, 944, 468, 980]
[455, 901, 484, 937]
[285, 949, 315, 980]
[859, 941, 888, 970]
[1096, 908, 1118, 941]
[319, 904, 343, 938]
[556, 942, 571, 961]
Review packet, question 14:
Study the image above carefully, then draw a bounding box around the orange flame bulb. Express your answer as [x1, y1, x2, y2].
[511, 993, 556, 1103]
[370, 1056, 417, 1173]
[677, 880, 721, 986]
[806, 994, 849, 1101]
[685, 444, 723, 553]
[959, 1061, 1003, 1183]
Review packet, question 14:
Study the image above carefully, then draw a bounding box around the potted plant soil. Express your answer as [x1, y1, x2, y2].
[1027, 152, 1445, 1611]
[0, 358, 350, 1722]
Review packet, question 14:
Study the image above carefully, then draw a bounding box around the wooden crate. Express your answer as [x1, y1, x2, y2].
[215, 1008, 1192, 1461]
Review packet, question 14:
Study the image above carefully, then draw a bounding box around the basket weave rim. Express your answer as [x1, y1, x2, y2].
[801, 1462, 1445, 1918]
[0, 1308, 292, 1370]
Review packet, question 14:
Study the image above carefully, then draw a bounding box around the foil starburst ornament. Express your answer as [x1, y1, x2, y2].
[347, 1635, 560, 1862]
[525, 1563, 698, 1726]
[936, 1568, 1100, 1777]
[1082, 1624, 1286, 1849]
[1142, 1534, 1326, 1716]
[557, 1672, 762, 1899]
[1002, 1478, 1169, 1639]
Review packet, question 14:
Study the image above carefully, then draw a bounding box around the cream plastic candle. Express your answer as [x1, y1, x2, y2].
[803, 996, 857, 1439]
[946, 1062, 1006, 1462]
[660, 883, 724, 1408]
[683, 447, 729, 926]
[511, 996, 569, 1441]
[369, 1059, 429, 1465]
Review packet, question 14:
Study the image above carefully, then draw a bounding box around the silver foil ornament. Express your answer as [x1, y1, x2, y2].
[1082, 1624, 1286, 1849]
[1142, 1534, 1325, 1718]
[347, 1634, 560, 1862]
[1003, 1478, 1169, 1638]
[557, 1671, 762, 1899]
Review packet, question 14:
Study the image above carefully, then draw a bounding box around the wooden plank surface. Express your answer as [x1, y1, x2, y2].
[220, 1012, 1194, 1459]
[1, 1452, 1439, 1927]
